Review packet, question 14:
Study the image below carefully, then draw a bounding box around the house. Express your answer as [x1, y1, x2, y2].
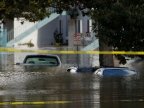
[5, 10, 95, 49]
[1, 9, 100, 67]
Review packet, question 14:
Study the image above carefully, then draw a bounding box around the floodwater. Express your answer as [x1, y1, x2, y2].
[0, 53, 144, 108]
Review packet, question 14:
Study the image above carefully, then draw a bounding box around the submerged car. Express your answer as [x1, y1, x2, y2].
[94, 67, 137, 77]
[67, 66, 98, 73]
[23, 54, 61, 66]
[16, 54, 62, 72]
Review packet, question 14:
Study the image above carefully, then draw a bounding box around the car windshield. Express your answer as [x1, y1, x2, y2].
[24, 55, 59, 66]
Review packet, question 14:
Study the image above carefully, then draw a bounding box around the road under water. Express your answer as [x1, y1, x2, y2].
[0, 53, 144, 108]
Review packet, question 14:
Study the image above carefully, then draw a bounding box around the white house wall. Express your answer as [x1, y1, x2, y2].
[38, 17, 59, 47]
[14, 31, 38, 49]
[37, 15, 68, 48]
[14, 18, 38, 49]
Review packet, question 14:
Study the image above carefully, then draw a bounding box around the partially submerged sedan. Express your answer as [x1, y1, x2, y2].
[16, 54, 62, 72]
[94, 67, 137, 77]
[23, 55, 61, 66]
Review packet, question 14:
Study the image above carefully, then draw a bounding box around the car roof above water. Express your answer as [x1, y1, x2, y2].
[23, 54, 61, 66]
[95, 67, 136, 77]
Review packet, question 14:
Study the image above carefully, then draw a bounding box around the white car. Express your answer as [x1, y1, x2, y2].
[16, 54, 62, 72]
[94, 67, 137, 77]
[23, 54, 61, 67]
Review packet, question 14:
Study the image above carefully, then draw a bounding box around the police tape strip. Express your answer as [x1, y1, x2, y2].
[0, 47, 144, 55]
[0, 101, 72, 105]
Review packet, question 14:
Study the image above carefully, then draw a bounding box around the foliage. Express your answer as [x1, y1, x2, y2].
[18, 40, 34, 47]
[0, 0, 51, 21]
[90, 0, 144, 60]
[54, 33, 63, 46]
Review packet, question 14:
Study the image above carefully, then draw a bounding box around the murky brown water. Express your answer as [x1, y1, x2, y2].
[0, 53, 144, 108]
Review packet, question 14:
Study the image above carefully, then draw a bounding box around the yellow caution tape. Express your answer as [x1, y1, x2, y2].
[0, 101, 71, 105]
[0, 47, 144, 55]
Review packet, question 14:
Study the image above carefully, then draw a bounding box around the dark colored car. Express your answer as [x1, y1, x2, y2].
[67, 66, 98, 73]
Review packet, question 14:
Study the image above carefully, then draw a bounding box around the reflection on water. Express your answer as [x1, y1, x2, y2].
[0, 71, 100, 108]
[0, 53, 144, 108]
[100, 77, 144, 108]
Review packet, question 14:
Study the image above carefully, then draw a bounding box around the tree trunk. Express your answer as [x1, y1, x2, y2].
[99, 37, 114, 67]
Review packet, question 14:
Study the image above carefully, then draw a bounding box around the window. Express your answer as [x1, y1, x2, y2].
[59, 20, 62, 33]
[87, 19, 92, 33]
[75, 20, 82, 33]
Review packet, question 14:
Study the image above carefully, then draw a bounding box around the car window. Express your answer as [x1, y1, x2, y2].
[25, 56, 59, 66]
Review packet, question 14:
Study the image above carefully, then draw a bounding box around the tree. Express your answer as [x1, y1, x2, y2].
[0, 0, 52, 21]
[90, 0, 144, 64]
